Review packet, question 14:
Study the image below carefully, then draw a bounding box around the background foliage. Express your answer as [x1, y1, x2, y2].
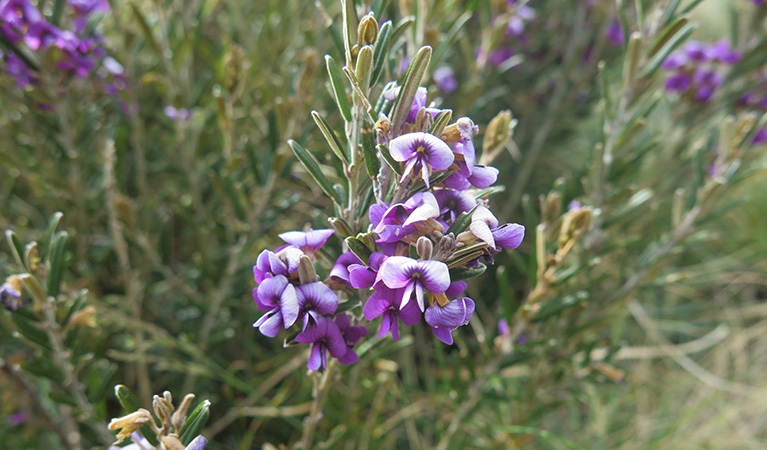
[1, 0, 766, 448]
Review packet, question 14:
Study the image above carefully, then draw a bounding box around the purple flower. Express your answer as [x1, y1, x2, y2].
[185, 435, 208, 450]
[296, 281, 338, 329]
[705, 40, 740, 65]
[664, 73, 692, 92]
[469, 206, 525, 250]
[374, 192, 440, 243]
[497, 318, 510, 337]
[69, 0, 110, 16]
[424, 297, 475, 345]
[295, 316, 352, 370]
[363, 287, 421, 340]
[376, 256, 451, 312]
[252, 275, 299, 337]
[278, 229, 335, 256]
[329, 252, 363, 286]
[7, 410, 28, 426]
[252, 247, 303, 284]
[433, 188, 476, 222]
[0, 279, 24, 311]
[486, 47, 516, 67]
[433, 66, 458, 93]
[389, 132, 454, 187]
[334, 313, 368, 363]
[349, 252, 387, 289]
[752, 127, 767, 146]
[382, 86, 436, 124]
[605, 20, 623, 47]
[164, 106, 192, 121]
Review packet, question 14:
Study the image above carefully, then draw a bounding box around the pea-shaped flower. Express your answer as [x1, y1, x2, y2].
[388, 132, 454, 188]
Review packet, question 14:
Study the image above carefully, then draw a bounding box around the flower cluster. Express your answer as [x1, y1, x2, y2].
[738, 72, 767, 145]
[661, 40, 741, 102]
[0, 0, 122, 89]
[252, 81, 524, 371]
[480, 0, 536, 69]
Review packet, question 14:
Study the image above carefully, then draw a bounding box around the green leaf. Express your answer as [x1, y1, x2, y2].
[179, 399, 211, 445]
[648, 16, 689, 57]
[446, 207, 477, 236]
[449, 263, 486, 281]
[371, 21, 393, 87]
[288, 140, 345, 207]
[47, 232, 68, 298]
[11, 313, 52, 350]
[391, 46, 432, 132]
[129, 3, 164, 60]
[641, 23, 695, 79]
[430, 109, 453, 137]
[377, 144, 402, 175]
[42, 212, 63, 263]
[361, 123, 380, 179]
[325, 55, 353, 122]
[5, 229, 25, 270]
[21, 354, 66, 383]
[531, 292, 588, 323]
[431, 11, 471, 70]
[344, 236, 372, 264]
[312, 111, 349, 164]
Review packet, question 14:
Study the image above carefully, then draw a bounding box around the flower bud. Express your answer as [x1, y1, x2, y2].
[298, 255, 319, 285]
[329, 217, 353, 238]
[482, 110, 514, 163]
[416, 236, 434, 260]
[357, 13, 379, 46]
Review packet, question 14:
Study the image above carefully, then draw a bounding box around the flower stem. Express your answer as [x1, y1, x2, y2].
[300, 359, 338, 450]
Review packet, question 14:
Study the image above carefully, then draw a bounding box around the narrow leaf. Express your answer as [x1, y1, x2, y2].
[371, 21, 393, 87]
[288, 140, 345, 206]
[391, 46, 432, 133]
[325, 55, 353, 122]
[312, 111, 349, 164]
[47, 232, 68, 297]
[179, 400, 211, 444]
[115, 384, 160, 446]
[361, 123, 380, 178]
[641, 23, 695, 78]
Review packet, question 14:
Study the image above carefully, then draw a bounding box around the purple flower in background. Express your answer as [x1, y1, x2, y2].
[425, 297, 475, 345]
[662, 40, 739, 103]
[506, 2, 536, 38]
[279, 229, 335, 256]
[334, 313, 368, 364]
[752, 128, 767, 145]
[376, 256, 451, 311]
[69, 0, 110, 16]
[605, 20, 623, 47]
[7, 410, 28, 426]
[469, 206, 525, 250]
[389, 132, 454, 188]
[363, 287, 421, 340]
[253, 275, 299, 337]
[164, 106, 192, 121]
[295, 316, 352, 370]
[296, 281, 338, 329]
[433, 66, 458, 93]
[0, 278, 24, 311]
[497, 318, 510, 337]
[486, 47, 516, 67]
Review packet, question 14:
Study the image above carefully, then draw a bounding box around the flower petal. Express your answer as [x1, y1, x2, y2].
[378, 256, 418, 289]
[307, 343, 323, 371]
[280, 284, 299, 328]
[416, 260, 451, 294]
[336, 347, 359, 365]
[297, 282, 338, 315]
[254, 312, 282, 338]
[493, 223, 525, 249]
[431, 326, 454, 345]
[468, 165, 499, 188]
[256, 275, 290, 310]
[424, 297, 475, 328]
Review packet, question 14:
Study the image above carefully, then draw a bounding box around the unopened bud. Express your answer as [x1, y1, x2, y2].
[108, 409, 153, 444]
[441, 117, 478, 142]
[161, 434, 185, 450]
[481, 110, 515, 164]
[559, 207, 592, 248]
[541, 191, 562, 226]
[68, 305, 97, 329]
[329, 217, 353, 238]
[171, 393, 196, 431]
[416, 236, 434, 260]
[223, 45, 246, 96]
[298, 255, 319, 284]
[357, 13, 379, 46]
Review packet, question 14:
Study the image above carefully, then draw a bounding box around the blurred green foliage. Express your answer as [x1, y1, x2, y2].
[1, 0, 766, 449]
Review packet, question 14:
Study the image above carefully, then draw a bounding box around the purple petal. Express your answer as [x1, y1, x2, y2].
[470, 220, 495, 247]
[446, 281, 468, 297]
[381, 311, 398, 339]
[416, 260, 451, 294]
[329, 252, 363, 284]
[307, 343, 323, 370]
[297, 282, 338, 315]
[431, 326, 454, 345]
[253, 312, 283, 338]
[280, 284, 299, 328]
[279, 229, 335, 253]
[399, 299, 422, 326]
[403, 192, 440, 226]
[400, 281, 415, 310]
[664, 73, 692, 92]
[434, 189, 477, 217]
[468, 165, 499, 188]
[185, 435, 208, 450]
[349, 264, 377, 289]
[255, 275, 290, 310]
[363, 291, 392, 320]
[388, 132, 454, 170]
[336, 347, 359, 364]
[425, 297, 475, 328]
[443, 171, 471, 190]
[378, 256, 418, 289]
[493, 223, 525, 249]
[453, 140, 476, 169]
